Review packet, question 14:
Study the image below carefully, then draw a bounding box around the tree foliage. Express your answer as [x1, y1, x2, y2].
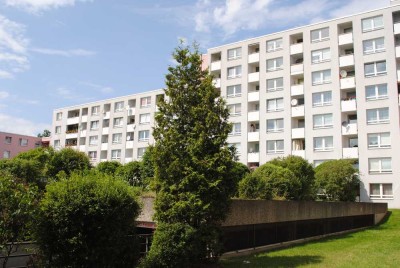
[46, 148, 91, 178]
[314, 159, 360, 201]
[96, 161, 122, 175]
[144, 42, 236, 266]
[37, 129, 51, 138]
[268, 155, 315, 200]
[140, 146, 155, 188]
[0, 172, 38, 267]
[115, 161, 143, 187]
[238, 163, 302, 200]
[35, 172, 141, 267]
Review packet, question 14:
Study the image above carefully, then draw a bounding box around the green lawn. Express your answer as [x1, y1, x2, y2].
[221, 210, 400, 268]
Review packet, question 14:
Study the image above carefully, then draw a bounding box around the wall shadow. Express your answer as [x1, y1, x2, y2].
[222, 255, 323, 268]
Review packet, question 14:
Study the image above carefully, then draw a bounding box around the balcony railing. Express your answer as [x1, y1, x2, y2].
[338, 32, 353, 45]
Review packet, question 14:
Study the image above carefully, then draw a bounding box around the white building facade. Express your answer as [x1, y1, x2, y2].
[52, 2, 400, 208]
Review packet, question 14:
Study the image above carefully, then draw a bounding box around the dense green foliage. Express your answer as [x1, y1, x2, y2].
[144, 43, 236, 266]
[0, 172, 38, 267]
[268, 155, 315, 200]
[239, 163, 301, 200]
[96, 160, 122, 175]
[46, 148, 91, 178]
[314, 159, 360, 201]
[35, 172, 141, 267]
[140, 146, 155, 188]
[115, 161, 143, 186]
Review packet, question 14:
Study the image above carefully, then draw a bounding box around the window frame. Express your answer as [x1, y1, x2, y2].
[366, 107, 389, 124]
[138, 130, 150, 141]
[370, 183, 393, 199]
[266, 118, 284, 133]
[312, 69, 331, 85]
[91, 105, 100, 115]
[4, 136, 12, 144]
[227, 84, 242, 97]
[364, 61, 387, 77]
[140, 97, 152, 108]
[266, 77, 283, 92]
[362, 15, 384, 32]
[227, 66, 242, 79]
[112, 133, 123, 144]
[266, 38, 283, 52]
[311, 48, 331, 64]
[111, 149, 122, 160]
[137, 147, 146, 158]
[367, 132, 390, 149]
[363, 37, 385, 54]
[313, 113, 333, 129]
[227, 47, 242, 60]
[113, 117, 124, 128]
[89, 135, 98, 146]
[313, 136, 334, 152]
[90, 120, 99, 130]
[266, 57, 283, 72]
[88, 151, 97, 160]
[365, 84, 388, 101]
[368, 157, 392, 174]
[19, 138, 28, 147]
[267, 140, 284, 154]
[266, 98, 284, 112]
[311, 27, 329, 43]
[312, 91, 332, 107]
[227, 103, 242, 116]
[139, 113, 151, 124]
[229, 123, 241, 136]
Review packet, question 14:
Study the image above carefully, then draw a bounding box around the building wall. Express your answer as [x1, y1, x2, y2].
[0, 132, 42, 159]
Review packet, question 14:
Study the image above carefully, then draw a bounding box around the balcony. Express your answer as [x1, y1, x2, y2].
[290, 64, 304, 75]
[127, 108, 136, 116]
[248, 91, 260, 102]
[343, 147, 358, 159]
[66, 132, 78, 139]
[397, 70, 400, 82]
[291, 84, 304, 96]
[81, 115, 88, 122]
[80, 130, 87, 137]
[79, 145, 86, 152]
[248, 53, 260, 63]
[247, 152, 260, 163]
[126, 140, 134, 148]
[210, 61, 221, 71]
[290, 43, 303, 55]
[339, 54, 354, 67]
[291, 105, 305, 117]
[213, 78, 221, 88]
[338, 32, 353, 45]
[340, 77, 356, 89]
[125, 157, 133, 163]
[248, 72, 260, 83]
[396, 46, 400, 58]
[248, 132, 259, 142]
[103, 111, 110, 119]
[291, 128, 305, 139]
[101, 143, 108, 150]
[292, 150, 305, 158]
[102, 127, 109, 135]
[67, 117, 79, 125]
[341, 99, 356, 112]
[248, 111, 259, 121]
[394, 22, 400, 34]
[127, 124, 136, 132]
[342, 123, 357, 135]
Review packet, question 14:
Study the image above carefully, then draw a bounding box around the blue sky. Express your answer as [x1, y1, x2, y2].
[0, 0, 387, 135]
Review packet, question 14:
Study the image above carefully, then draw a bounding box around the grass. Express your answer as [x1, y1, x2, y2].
[221, 210, 400, 268]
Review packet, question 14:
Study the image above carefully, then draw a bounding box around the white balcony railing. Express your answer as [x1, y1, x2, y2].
[291, 84, 304, 96]
[66, 117, 79, 125]
[102, 127, 109, 135]
[248, 72, 260, 83]
[127, 124, 136, 132]
[248, 53, 260, 63]
[292, 150, 305, 158]
[291, 105, 305, 117]
[213, 78, 221, 88]
[248, 91, 260, 102]
[343, 147, 358, 159]
[247, 152, 260, 163]
[80, 130, 87, 137]
[340, 77, 356, 89]
[291, 128, 305, 139]
[290, 63, 304, 75]
[341, 99, 356, 112]
[394, 22, 400, 35]
[290, 43, 303, 55]
[66, 132, 78, 139]
[126, 140, 134, 148]
[339, 54, 354, 67]
[81, 115, 88, 122]
[247, 132, 259, 142]
[101, 143, 108, 150]
[79, 145, 86, 152]
[103, 111, 110, 119]
[248, 111, 259, 121]
[338, 32, 353, 45]
[210, 61, 221, 71]
[127, 108, 136, 116]
[342, 123, 357, 135]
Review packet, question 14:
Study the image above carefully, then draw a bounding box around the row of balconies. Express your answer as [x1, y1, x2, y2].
[67, 139, 136, 152]
[65, 109, 136, 125]
[65, 124, 136, 139]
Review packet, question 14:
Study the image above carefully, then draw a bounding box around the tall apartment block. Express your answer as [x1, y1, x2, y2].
[52, 1, 400, 208]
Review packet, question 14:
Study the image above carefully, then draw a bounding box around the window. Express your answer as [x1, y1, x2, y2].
[114, 101, 124, 112]
[369, 158, 392, 173]
[112, 133, 122, 144]
[139, 113, 151, 124]
[311, 48, 331, 63]
[91, 105, 100, 115]
[55, 126, 61, 134]
[267, 98, 284, 112]
[19, 138, 28, 146]
[3, 151, 10, 159]
[370, 184, 393, 199]
[4, 136, 11, 144]
[266, 38, 283, 52]
[137, 147, 146, 158]
[139, 130, 150, 141]
[227, 66, 242, 79]
[227, 85, 242, 97]
[56, 112, 62, 121]
[88, 151, 97, 160]
[140, 97, 151, 108]
[111, 149, 121, 160]
[54, 140, 60, 148]
[365, 84, 388, 100]
[267, 140, 284, 154]
[314, 136, 333, 151]
[364, 61, 386, 77]
[227, 103, 241, 116]
[266, 57, 283, 72]
[368, 132, 390, 149]
[229, 123, 241, 136]
[227, 47, 242, 60]
[113, 117, 124, 128]
[312, 91, 332, 107]
[90, 120, 99, 130]
[367, 108, 389, 124]
[312, 70, 331, 85]
[313, 114, 333, 129]
[228, 143, 241, 155]
[311, 27, 329, 42]
[267, 77, 283, 92]
[363, 37, 385, 54]
[266, 118, 284, 132]
[362, 15, 384, 32]
[89, 136, 98, 146]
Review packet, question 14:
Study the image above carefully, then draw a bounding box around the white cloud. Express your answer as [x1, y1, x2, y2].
[4, 0, 92, 14]
[0, 113, 50, 136]
[0, 90, 9, 99]
[30, 47, 96, 57]
[79, 81, 114, 94]
[55, 87, 74, 99]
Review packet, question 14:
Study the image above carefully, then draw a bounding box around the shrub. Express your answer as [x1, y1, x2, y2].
[96, 161, 122, 175]
[35, 172, 141, 267]
[115, 161, 143, 186]
[46, 148, 91, 179]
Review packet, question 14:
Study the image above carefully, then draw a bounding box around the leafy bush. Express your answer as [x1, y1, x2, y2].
[46, 148, 91, 178]
[35, 172, 141, 267]
[238, 163, 302, 200]
[115, 161, 143, 186]
[314, 159, 360, 201]
[96, 160, 122, 175]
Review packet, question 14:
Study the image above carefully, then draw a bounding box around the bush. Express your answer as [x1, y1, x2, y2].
[238, 163, 302, 200]
[314, 159, 360, 201]
[269, 155, 315, 200]
[35, 172, 141, 267]
[115, 161, 143, 186]
[46, 148, 91, 179]
[96, 161, 122, 175]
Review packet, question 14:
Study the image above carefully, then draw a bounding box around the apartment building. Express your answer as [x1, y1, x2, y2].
[0, 131, 43, 159]
[51, 90, 163, 164]
[52, 1, 400, 208]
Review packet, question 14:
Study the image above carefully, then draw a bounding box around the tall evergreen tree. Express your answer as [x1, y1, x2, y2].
[144, 42, 237, 267]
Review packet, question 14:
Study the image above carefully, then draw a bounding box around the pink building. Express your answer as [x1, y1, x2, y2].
[0, 132, 43, 159]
